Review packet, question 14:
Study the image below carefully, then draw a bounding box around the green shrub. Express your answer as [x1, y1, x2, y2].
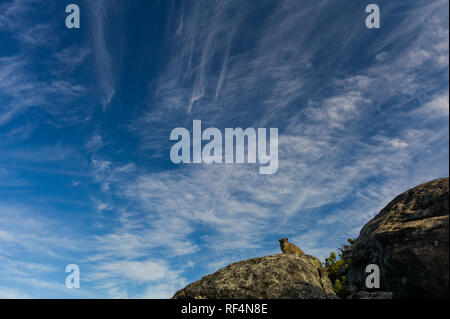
[324, 238, 356, 298]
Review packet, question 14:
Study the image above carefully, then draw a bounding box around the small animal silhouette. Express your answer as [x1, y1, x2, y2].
[279, 238, 304, 255]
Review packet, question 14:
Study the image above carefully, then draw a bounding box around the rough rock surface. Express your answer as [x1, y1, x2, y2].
[343, 177, 449, 299]
[346, 291, 393, 299]
[172, 254, 337, 299]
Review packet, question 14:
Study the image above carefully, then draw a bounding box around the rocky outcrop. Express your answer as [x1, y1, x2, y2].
[343, 177, 449, 299]
[172, 254, 337, 299]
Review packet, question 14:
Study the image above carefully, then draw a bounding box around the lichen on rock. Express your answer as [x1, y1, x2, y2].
[172, 254, 337, 299]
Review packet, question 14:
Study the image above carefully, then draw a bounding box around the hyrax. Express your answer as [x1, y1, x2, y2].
[279, 238, 304, 255]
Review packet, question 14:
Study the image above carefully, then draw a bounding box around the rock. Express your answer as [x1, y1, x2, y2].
[172, 254, 338, 299]
[343, 177, 449, 299]
[346, 291, 393, 299]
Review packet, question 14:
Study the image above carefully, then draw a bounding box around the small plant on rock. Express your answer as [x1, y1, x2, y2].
[324, 238, 356, 298]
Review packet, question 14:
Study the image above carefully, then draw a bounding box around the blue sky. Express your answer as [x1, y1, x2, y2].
[0, 0, 448, 298]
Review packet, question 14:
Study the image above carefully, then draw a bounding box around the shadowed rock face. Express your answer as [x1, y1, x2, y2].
[172, 254, 337, 299]
[344, 177, 449, 299]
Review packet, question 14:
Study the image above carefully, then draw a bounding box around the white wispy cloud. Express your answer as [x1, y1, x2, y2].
[52, 45, 92, 72]
[0, 286, 31, 299]
[85, 133, 106, 152]
[0, 203, 84, 256]
[0, 202, 99, 298]
[0, 0, 96, 128]
[0, 53, 89, 127]
[86, 0, 119, 110]
[415, 92, 449, 118]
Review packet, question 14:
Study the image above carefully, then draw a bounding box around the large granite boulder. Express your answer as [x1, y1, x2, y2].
[172, 254, 337, 299]
[343, 177, 449, 298]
